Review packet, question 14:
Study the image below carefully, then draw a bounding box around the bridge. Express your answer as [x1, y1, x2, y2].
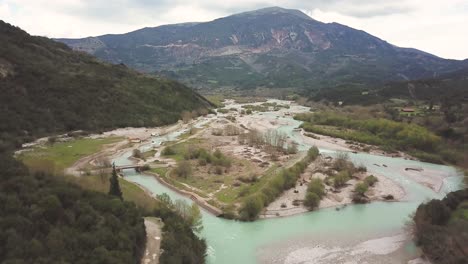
[115, 164, 145, 172]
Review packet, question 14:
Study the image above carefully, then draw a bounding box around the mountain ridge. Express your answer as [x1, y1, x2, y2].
[57, 6, 464, 93]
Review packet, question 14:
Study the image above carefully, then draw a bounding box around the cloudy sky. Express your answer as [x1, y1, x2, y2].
[1, 0, 467, 59]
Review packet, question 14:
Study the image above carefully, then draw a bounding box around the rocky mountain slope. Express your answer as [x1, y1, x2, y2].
[58, 7, 464, 93]
[0, 21, 211, 151]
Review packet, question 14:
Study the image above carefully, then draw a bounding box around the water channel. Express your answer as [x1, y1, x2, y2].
[113, 102, 464, 264]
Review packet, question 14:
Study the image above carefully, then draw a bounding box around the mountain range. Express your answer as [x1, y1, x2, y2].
[58, 7, 465, 94]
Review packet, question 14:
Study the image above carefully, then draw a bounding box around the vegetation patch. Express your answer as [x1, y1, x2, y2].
[239, 147, 320, 221]
[295, 112, 459, 164]
[17, 137, 122, 174]
[413, 189, 468, 264]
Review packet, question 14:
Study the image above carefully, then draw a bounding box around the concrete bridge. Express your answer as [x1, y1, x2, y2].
[115, 164, 145, 172]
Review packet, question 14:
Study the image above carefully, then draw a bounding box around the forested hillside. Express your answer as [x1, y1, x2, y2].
[0, 20, 211, 151]
[0, 155, 146, 264]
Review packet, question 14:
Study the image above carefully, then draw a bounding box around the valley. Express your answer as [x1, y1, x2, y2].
[18, 98, 465, 264]
[1, 4, 468, 264]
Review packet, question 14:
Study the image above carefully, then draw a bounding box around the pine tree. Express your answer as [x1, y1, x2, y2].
[109, 163, 123, 200]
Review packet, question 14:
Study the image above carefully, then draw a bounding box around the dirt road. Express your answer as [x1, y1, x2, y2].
[141, 217, 163, 264]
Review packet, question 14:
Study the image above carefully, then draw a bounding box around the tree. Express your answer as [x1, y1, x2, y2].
[108, 163, 123, 200]
[307, 179, 325, 198]
[189, 203, 203, 233]
[304, 192, 320, 210]
[132, 149, 143, 160]
[174, 160, 192, 178]
[240, 195, 263, 221]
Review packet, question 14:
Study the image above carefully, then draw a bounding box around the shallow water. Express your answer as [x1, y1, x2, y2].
[115, 101, 464, 264]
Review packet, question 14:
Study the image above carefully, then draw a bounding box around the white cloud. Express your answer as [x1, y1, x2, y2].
[0, 0, 467, 59]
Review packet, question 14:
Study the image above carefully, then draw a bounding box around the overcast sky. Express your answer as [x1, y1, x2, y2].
[1, 0, 467, 59]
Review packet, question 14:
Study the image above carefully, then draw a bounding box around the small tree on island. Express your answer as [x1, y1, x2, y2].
[109, 163, 123, 200]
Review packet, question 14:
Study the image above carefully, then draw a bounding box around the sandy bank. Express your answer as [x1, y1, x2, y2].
[262, 156, 405, 219]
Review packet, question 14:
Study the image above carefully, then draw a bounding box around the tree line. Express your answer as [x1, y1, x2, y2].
[239, 147, 320, 220]
[295, 112, 461, 164]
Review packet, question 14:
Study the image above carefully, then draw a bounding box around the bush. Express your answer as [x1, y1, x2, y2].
[140, 164, 151, 171]
[333, 170, 351, 188]
[357, 165, 367, 172]
[304, 192, 320, 209]
[133, 148, 143, 159]
[162, 146, 176, 156]
[240, 195, 264, 221]
[307, 146, 320, 160]
[354, 182, 369, 195]
[213, 166, 224, 175]
[307, 178, 325, 198]
[364, 175, 378, 187]
[174, 160, 192, 178]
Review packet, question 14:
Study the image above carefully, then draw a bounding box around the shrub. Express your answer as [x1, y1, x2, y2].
[354, 182, 369, 195]
[334, 170, 351, 188]
[364, 175, 378, 187]
[307, 178, 325, 198]
[240, 195, 264, 221]
[333, 152, 350, 171]
[213, 166, 224, 175]
[174, 160, 192, 178]
[133, 149, 143, 159]
[357, 165, 367, 172]
[140, 164, 151, 171]
[304, 192, 320, 209]
[162, 146, 175, 156]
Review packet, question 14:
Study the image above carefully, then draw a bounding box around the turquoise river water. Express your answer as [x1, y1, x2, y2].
[113, 109, 464, 264]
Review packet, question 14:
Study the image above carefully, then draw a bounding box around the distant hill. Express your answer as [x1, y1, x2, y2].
[312, 61, 468, 105]
[58, 7, 464, 93]
[0, 21, 212, 150]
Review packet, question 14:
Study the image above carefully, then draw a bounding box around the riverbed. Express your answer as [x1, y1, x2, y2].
[114, 99, 464, 264]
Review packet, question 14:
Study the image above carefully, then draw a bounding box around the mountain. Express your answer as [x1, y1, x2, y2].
[58, 7, 464, 94]
[312, 60, 468, 105]
[0, 21, 212, 151]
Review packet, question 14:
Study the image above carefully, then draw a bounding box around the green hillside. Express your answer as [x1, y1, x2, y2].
[0, 20, 211, 151]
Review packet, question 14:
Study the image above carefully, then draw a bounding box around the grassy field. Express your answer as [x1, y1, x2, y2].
[18, 137, 123, 174]
[17, 137, 159, 211]
[65, 173, 159, 211]
[215, 165, 279, 203]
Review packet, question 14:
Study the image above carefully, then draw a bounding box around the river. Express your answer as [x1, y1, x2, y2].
[113, 101, 464, 264]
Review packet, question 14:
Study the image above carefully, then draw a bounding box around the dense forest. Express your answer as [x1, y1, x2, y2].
[0, 20, 212, 151]
[413, 189, 468, 264]
[0, 154, 147, 264]
[0, 152, 207, 263]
